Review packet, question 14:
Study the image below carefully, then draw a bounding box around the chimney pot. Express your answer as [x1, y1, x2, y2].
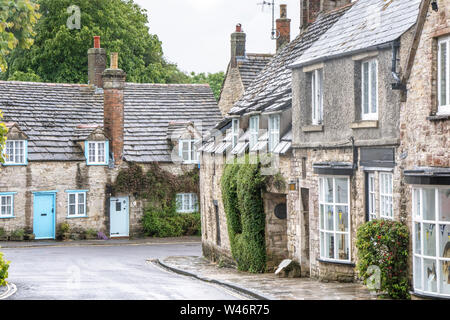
[236, 23, 242, 33]
[110, 52, 119, 69]
[94, 36, 101, 49]
[280, 4, 287, 18]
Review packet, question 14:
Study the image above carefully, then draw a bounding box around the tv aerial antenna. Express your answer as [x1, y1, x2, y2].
[257, 0, 280, 40]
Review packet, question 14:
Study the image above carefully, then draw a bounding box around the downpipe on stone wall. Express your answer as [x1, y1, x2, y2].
[391, 39, 406, 91]
[350, 136, 358, 170]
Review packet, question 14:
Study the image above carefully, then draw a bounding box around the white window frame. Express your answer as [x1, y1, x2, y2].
[368, 173, 376, 221]
[361, 59, 378, 120]
[318, 176, 351, 263]
[379, 172, 394, 220]
[311, 69, 323, 125]
[4, 140, 26, 165]
[179, 139, 199, 164]
[249, 116, 259, 150]
[268, 114, 280, 152]
[0, 194, 14, 218]
[231, 118, 240, 148]
[438, 36, 450, 115]
[67, 191, 87, 217]
[176, 193, 199, 213]
[87, 141, 107, 165]
[412, 186, 450, 298]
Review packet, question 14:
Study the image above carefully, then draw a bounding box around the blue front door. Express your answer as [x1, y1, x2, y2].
[110, 197, 129, 238]
[33, 193, 56, 239]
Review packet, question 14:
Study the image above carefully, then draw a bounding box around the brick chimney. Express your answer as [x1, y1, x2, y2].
[102, 53, 126, 165]
[276, 4, 291, 52]
[88, 36, 106, 88]
[230, 24, 246, 66]
[300, 0, 351, 30]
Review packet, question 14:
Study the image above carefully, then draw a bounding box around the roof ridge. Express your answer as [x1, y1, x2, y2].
[246, 53, 274, 57]
[0, 80, 91, 87]
[125, 82, 210, 87]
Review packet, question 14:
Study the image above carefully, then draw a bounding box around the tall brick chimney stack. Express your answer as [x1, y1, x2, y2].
[300, 0, 351, 30]
[276, 4, 291, 52]
[88, 36, 106, 88]
[230, 24, 246, 67]
[102, 53, 126, 165]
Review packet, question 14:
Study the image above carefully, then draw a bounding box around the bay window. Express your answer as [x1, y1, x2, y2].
[249, 116, 259, 150]
[4, 140, 27, 165]
[379, 173, 393, 220]
[368, 173, 376, 221]
[319, 176, 351, 262]
[268, 114, 280, 152]
[438, 36, 450, 114]
[361, 59, 378, 120]
[311, 69, 323, 125]
[413, 187, 450, 298]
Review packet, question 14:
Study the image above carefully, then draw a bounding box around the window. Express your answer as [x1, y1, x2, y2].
[368, 173, 376, 221]
[438, 36, 450, 114]
[86, 141, 108, 165]
[4, 140, 27, 165]
[361, 59, 378, 120]
[179, 140, 199, 164]
[67, 191, 87, 217]
[249, 116, 259, 149]
[176, 193, 199, 213]
[231, 119, 240, 148]
[379, 173, 393, 219]
[413, 187, 450, 298]
[311, 69, 323, 125]
[268, 114, 280, 152]
[0, 194, 14, 218]
[319, 177, 350, 262]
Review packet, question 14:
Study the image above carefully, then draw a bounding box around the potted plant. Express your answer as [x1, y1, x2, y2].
[0, 228, 9, 241]
[58, 223, 71, 241]
[10, 229, 25, 241]
[85, 228, 97, 240]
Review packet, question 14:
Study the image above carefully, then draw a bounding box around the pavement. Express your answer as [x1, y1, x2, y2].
[159, 256, 378, 300]
[0, 239, 248, 300]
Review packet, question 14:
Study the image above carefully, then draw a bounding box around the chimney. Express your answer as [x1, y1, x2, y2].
[88, 36, 107, 88]
[102, 53, 126, 165]
[230, 24, 246, 66]
[300, 0, 351, 30]
[276, 4, 291, 52]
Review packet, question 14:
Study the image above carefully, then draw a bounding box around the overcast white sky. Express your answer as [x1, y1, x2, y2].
[134, 0, 301, 74]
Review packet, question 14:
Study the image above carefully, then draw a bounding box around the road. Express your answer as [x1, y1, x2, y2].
[0, 242, 243, 300]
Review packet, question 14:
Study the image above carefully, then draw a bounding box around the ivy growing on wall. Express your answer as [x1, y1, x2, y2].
[221, 156, 267, 273]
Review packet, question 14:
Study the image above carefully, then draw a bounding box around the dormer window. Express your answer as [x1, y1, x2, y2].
[179, 139, 199, 164]
[231, 119, 239, 148]
[85, 141, 109, 165]
[4, 140, 27, 165]
[268, 114, 280, 152]
[249, 116, 259, 149]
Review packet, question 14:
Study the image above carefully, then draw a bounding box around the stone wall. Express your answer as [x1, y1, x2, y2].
[217, 65, 245, 116]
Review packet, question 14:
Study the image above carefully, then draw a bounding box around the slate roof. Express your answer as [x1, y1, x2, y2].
[237, 53, 274, 89]
[228, 3, 353, 116]
[290, 0, 422, 68]
[0, 81, 222, 163]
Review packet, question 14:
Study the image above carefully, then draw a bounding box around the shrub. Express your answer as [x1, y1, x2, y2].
[0, 252, 9, 287]
[11, 229, 25, 238]
[221, 156, 267, 273]
[356, 219, 410, 299]
[85, 228, 97, 238]
[59, 223, 70, 234]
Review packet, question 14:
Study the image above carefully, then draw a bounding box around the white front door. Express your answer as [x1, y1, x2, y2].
[110, 197, 129, 238]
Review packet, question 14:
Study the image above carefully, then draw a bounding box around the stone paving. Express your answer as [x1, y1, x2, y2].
[162, 256, 378, 300]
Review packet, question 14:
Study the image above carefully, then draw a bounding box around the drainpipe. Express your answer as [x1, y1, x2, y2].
[391, 39, 406, 91]
[350, 136, 358, 170]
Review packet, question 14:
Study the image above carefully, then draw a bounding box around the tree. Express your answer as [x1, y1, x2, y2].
[187, 71, 225, 101]
[0, 0, 40, 73]
[2, 0, 188, 84]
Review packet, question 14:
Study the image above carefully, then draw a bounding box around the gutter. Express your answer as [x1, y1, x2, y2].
[391, 38, 407, 91]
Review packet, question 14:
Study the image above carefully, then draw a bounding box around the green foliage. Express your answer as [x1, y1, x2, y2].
[187, 71, 225, 101]
[8, 69, 42, 82]
[58, 222, 70, 234]
[142, 205, 201, 238]
[85, 228, 97, 238]
[0, 228, 5, 237]
[11, 229, 25, 237]
[0, 0, 40, 72]
[0, 110, 8, 163]
[2, 0, 188, 84]
[0, 252, 10, 287]
[356, 219, 410, 299]
[221, 156, 267, 273]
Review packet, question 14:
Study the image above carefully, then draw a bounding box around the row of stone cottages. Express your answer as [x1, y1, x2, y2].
[199, 0, 449, 299]
[0, 37, 222, 239]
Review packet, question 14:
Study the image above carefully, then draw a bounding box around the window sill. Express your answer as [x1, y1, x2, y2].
[427, 114, 450, 121]
[411, 290, 450, 300]
[66, 215, 88, 219]
[350, 120, 378, 129]
[317, 258, 355, 267]
[0, 216, 15, 219]
[2, 163, 27, 166]
[302, 125, 324, 132]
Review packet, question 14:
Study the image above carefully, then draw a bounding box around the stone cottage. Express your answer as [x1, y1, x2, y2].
[288, 0, 421, 281]
[217, 24, 273, 116]
[397, 0, 450, 299]
[199, 2, 353, 271]
[0, 37, 222, 239]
